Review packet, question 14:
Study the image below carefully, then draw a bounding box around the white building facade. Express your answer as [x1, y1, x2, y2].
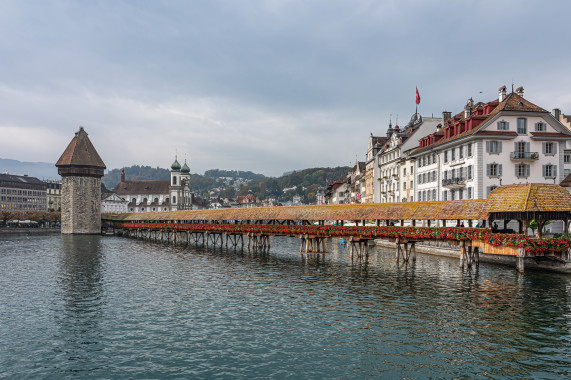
[411, 86, 571, 204]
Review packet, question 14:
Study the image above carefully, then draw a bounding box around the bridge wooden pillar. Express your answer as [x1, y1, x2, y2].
[516, 247, 525, 272]
[459, 240, 466, 267]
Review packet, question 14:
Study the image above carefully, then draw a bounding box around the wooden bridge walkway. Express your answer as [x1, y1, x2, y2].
[103, 184, 571, 272]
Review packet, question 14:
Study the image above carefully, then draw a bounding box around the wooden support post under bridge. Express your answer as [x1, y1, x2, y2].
[225, 233, 244, 249]
[349, 236, 369, 259]
[248, 233, 270, 251]
[459, 241, 479, 268]
[395, 237, 416, 263]
[298, 234, 327, 255]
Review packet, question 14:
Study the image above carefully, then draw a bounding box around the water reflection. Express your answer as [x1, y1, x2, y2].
[2, 234, 569, 378]
[53, 235, 105, 372]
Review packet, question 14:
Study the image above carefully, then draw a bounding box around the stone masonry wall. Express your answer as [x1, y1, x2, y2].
[61, 176, 101, 234]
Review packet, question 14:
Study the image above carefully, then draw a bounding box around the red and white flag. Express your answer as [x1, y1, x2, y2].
[416, 87, 421, 105]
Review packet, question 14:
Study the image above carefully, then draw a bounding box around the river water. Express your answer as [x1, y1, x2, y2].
[1, 234, 570, 379]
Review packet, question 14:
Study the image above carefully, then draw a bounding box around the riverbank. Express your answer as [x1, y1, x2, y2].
[374, 238, 571, 274]
[0, 228, 60, 237]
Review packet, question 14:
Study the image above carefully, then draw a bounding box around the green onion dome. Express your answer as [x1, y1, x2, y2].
[181, 161, 190, 173]
[171, 158, 181, 171]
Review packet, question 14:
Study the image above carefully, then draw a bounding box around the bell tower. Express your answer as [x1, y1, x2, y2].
[56, 127, 106, 234]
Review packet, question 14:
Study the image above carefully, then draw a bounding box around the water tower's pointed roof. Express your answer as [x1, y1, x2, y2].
[56, 127, 106, 168]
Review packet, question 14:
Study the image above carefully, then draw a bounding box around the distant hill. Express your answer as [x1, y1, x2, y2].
[0, 158, 58, 180]
[204, 169, 266, 181]
[102, 165, 350, 204]
[240, 166, 350, 203]
[102, 165, 171, 189]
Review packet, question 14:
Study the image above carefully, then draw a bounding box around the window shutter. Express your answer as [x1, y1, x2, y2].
[486, 164, 491, 176]
[486, 141, 490, 153]
[554, 143, 558, 154]
[498, 141, 502, 153]
[526, 142, 530, 152]
[514, 142, 518, 152]
[542, 164, 546, 177]
[525, 164, 530, 177]
[542, 143, 546, 154]
[515, 165, 519, 177]
[498, 164, 502, 176]
[554, 165, 558, 177]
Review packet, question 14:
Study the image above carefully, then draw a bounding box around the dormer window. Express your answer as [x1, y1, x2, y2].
[535, 122, 546, 132]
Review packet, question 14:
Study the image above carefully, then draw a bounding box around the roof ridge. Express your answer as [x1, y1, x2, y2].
[523, 183, 533, 211]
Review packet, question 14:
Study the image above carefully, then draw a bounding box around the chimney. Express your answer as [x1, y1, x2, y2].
[553, 108, 561, 121]
[442, 110, 451, 122]
[515, 86, 524, 97]
[464, 98, 474, 118]
[499, 85, 507, 102]
[121, 168, 125, 182]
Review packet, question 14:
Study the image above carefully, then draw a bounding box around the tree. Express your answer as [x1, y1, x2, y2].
[221, 186, 236, 199]
[1, 211, 13, 226]
[529, 219, 551, 236]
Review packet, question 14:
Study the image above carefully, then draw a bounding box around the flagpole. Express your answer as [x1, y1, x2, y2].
[415, 86, 418, 116]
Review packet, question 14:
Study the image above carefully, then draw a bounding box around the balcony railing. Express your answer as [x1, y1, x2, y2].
[442, 177, 467, 188]
[510, 152, 539, 160]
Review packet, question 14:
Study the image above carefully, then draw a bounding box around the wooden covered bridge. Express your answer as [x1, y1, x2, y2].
[104, 184, 571, 272]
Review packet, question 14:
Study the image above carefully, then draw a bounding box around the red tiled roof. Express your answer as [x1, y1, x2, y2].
[530, 132, 570, 138]
[560, 173, 571, 187]
[113, 180, 170, 195]
[412, 92, 548, 154]
[56, 127, 106, 168]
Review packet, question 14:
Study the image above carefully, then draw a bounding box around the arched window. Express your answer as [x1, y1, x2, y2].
[173, 176, 177, 185]
[173, 196, 177, 204]
[165, 197, 169, 203]
[132, 198, 136, 203]
[154, 198, 158, 203]
[143, 197, 147, 203]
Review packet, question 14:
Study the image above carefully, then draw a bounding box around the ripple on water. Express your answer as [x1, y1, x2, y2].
[1, 235, 571, 378]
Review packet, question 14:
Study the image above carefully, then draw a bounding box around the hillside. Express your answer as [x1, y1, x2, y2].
[0, 158, 58, 180]
[102, 165, 350, 204]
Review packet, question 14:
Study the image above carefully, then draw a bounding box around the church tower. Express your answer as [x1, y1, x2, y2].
[180, 159, 192, 210]
[56, 127, 106, 234]
[170, 156, 182, 211]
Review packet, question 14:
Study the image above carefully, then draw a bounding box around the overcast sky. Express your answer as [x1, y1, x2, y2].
[1, 0, 570, 177]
